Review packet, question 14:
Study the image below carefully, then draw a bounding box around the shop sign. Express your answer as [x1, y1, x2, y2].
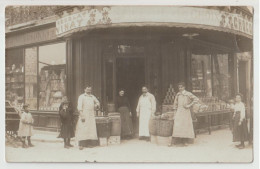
[56, 6, 253, 38]
[6, 27, 57, 48]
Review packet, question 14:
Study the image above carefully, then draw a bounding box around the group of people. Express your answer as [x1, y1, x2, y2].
[17, 82, 249, 150]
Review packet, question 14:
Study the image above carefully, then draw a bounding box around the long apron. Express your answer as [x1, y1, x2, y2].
[139, 97, 152, 137]
[75, 97, 98, 141]
[172, 94, 195, 138]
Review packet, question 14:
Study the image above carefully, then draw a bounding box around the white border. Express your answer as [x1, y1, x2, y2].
[0, 0, 259, 169]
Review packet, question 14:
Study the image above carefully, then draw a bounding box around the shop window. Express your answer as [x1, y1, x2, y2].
[212, 54, 231, 101]
[38, 43, 66, 111]
[25, 47, 38, 110]
[191, 54, 212, 97]
[5, 49, 24, 108]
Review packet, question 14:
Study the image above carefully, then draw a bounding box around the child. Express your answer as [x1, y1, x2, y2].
[232, 94, 249, 149]
[59, 100, 75, 148]
[18, 104, 34, 148]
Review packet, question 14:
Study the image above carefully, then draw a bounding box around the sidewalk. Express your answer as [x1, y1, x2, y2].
[6, 128, 253, 163]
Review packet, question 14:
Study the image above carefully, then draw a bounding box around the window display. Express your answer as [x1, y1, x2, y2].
[25, 47, 38, 110]
[191, 54, 212, 97]
[5, 49, 24, 109]
[212, 54, 231, 101]
[38, 43, 66, 111]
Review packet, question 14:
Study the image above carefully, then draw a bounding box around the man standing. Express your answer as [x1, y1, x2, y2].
[171, 82, 199, 146]
[136, 86, 156, 141]
[76, 86, 100, 150]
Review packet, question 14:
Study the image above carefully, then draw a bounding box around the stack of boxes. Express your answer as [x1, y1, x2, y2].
[162, 84, 175, 113]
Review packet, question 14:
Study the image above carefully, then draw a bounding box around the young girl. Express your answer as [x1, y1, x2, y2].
[59, 100, 75, 148]
[18, 104, 34, 148]
[232, 94, 249, 149]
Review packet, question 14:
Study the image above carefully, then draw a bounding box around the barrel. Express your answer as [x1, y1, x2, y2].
[96, 117, 111, 138]
[108, 113, 121, 136]
[157, 119, 174, 137]
[107, 103, 116, 112]
[149, 118, 159, 136]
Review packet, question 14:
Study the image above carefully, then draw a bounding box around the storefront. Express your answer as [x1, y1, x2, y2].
[5, 6, 253, 136]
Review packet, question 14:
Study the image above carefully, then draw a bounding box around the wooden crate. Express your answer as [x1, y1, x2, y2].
[108, 136, 120, 145]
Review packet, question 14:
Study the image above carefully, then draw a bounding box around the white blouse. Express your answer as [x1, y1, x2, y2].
[234, 102, 246, 122]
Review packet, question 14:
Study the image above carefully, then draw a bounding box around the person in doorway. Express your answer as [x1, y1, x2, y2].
[136, 86, 156, 141]
[232, 94, 249, 149]
[116, 89, 134, 139]
[18, 104, 34, 148]
[58, 97, 75, 149]
[76, 86, 100, 150]
[170, 82, 199, 147]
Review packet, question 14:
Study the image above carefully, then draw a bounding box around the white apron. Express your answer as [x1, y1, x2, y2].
[138, 96, 153, 137]
[75, 94, 98, 141]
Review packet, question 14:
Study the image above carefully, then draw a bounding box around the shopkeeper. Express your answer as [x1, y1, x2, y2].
[170, 82, 199, 147]
[76, 86, 100, 150]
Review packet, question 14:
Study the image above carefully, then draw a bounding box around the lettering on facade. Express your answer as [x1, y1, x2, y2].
[55, 7, 253, 38]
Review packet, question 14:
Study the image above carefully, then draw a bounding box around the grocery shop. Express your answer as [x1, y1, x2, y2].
[5, 6, 253, 142]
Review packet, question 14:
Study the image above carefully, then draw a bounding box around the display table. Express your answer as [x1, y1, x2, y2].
[195, 110, 233, 134]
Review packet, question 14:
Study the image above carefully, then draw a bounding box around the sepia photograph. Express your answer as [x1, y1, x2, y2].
[4, 5, 255, 163]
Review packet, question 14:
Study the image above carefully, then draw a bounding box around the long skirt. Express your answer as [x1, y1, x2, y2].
[233, 112, 249, 142]
[118, 107, 133, 137]
[59, 123, 75, 139]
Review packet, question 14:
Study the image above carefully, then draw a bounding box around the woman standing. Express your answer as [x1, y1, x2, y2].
[116, 89, 133, 139]
[232, 94, 249, 149]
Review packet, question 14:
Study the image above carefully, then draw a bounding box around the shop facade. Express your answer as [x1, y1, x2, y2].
[5, 6, 253, 135]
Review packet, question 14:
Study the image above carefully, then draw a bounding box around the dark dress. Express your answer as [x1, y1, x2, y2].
[116, 96, 134, 137]
[233, 111, 249, 142]
[58, 102, 75, 139]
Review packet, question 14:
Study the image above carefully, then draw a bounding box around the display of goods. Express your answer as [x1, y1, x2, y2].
[163, 84, 176, 105]
[150, 135, 157, 144]
[157, 136, 172, 146]
[108, 136, 120, 145]
[149, 118, 159, 135]
[96, 117, 111, 138]
[107, 103, 116, 112]
[99, 137, 108, 147]
[157, 119, 174, 137]
[109, 114, 121, 136]
[162, 105, 174, 113]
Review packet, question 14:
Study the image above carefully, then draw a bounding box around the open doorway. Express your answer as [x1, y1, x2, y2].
[116, 57, 145, 135]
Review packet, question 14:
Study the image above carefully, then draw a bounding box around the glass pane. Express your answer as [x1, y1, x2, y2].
[212, 54, 230, 101]
[5, 49, 24, 109]
[191, 54, 212, 97]
[38, 42, 66, 111]
[25, 47, 38, 110]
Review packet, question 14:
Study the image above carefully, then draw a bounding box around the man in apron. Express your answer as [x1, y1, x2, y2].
[171, 82, 199, 146]
[136, 86, 156, 141]
[76, 86, 100, 150]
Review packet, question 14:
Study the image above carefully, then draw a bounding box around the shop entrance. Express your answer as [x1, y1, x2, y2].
[116, 57, 145, 135]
